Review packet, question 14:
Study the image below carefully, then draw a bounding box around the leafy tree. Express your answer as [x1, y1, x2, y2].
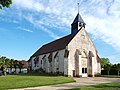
[112, 63, 120, 76]
[14, 60, 18, 73]
[0, 56, 10, 76]
[0, 0, 12, 9]
[101, 58, 110, 68]
[18, 61, 24, 73]
[9, 59, 14, 73]
[4, 57, 10, 75]
[104, 64, 111, 76]
[0, 56, 4, 68]
[116, 63, 120, 76]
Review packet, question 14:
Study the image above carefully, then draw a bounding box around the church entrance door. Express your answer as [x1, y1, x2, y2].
[82, 68, 87, 77]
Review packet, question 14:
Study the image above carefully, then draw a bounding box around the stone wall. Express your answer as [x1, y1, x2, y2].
[67, 27, 100, 77]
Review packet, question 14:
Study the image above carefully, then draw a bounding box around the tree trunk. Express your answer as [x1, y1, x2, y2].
[20, 68, 21, 73]
[118, 71, 119, 76]
[10, 67, 12, 74]
[15, 68, 16, 73]
[4, 68, 7, 76]
[107, 70, 109, 76]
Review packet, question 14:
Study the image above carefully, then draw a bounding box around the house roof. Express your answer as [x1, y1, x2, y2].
[21, 61, 28, 68]
[31, 34, 75, 57]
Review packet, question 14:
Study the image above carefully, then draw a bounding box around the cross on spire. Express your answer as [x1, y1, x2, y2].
[71, 2, 86, 34]
[77, 2, 79, 13]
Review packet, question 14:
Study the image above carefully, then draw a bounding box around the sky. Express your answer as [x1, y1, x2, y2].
[0, 0, 120, 64]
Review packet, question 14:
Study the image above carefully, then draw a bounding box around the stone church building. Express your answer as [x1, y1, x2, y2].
[28, 13, 101, 77]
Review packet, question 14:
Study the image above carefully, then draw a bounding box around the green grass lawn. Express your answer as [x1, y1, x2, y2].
[101, 75, 120, 78]
[70, 82, 120, 90]
[0, 72, 75, 90]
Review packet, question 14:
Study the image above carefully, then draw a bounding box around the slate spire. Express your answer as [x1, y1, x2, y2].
[72, 13, 86, 25]
[71, 12, 86, 34]
[71, 2, 86, 34]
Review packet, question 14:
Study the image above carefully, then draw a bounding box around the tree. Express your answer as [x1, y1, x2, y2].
[4, 57, 10, 75]
[101, 58, 110, 68]
[116, 63, 120, 76]
[104, 64, 111, 76]
[0, 56, 4, 69]
[0, 0, 12, 9]
[0, 56, 10, 76]
[13, 60, 18, 73]
[18, 61, 24, 73]
[113, 63, 120, 76]
[9, 59, 14, 73]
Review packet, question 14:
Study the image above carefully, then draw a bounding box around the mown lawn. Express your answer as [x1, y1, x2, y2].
[0, 72, 75, 90]
[101, 75, 120, 78]
[70, 82, 120, 90]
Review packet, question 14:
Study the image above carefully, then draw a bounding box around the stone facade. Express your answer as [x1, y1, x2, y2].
[67, 28, 101, 77]
[28, 13, 101, 77]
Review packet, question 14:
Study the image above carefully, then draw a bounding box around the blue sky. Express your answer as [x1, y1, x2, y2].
[0, 0, 120, 64]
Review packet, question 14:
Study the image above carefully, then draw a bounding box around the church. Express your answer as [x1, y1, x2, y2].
[28, 12, 101, 77]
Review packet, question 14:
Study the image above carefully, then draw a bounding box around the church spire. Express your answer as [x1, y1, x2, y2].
[71, 3, 86, 35]
[72, 13, 85, 25]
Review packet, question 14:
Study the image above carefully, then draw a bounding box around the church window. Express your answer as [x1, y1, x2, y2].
[82, 68, 84, 73]
[34, 57, 39, 67]
[81, 50, 87, 58]
[54, 51, 58, 58]
[56, 68, 59, 70]
[82, 68, 87, 73]
[85, 68, 87, 73]
[64, 50, 69, 58]
[42, 55, 46, 59]
[41, 60, 42, 64]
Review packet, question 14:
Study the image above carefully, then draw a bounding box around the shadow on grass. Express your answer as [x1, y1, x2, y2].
[101, 75, 120, 78]
[9, 72, 64, 77]
[92, 83, 120, 89]
[70, 82, 120, 90]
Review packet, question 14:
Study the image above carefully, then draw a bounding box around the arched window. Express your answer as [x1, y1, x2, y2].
[34, 57, 39, 67]
[81, 49, 87, 58]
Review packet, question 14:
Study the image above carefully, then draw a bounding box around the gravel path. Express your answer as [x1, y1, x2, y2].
[12, 77, 120, 90]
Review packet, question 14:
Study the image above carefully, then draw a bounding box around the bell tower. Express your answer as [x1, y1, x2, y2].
[71, 3, 86, 35]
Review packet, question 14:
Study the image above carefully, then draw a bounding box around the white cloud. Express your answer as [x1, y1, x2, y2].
[17, 27, 33, 33]
[23, 29, 33, 33]
[85, 0, 120, 51]
[12, 0, 120, 52]
[13, 0, 120, 49]
[13, 0, 44, 12]
[0, 0, 119, 62]
[23, 14, 59, 39]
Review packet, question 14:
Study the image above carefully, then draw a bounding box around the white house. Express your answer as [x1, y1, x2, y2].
[28, 13, 101, 77]
[7, 61, 28, 74]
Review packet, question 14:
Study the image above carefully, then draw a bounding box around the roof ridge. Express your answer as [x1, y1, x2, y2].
[31, 34, 75, 57]
[44, 34, 72, 46]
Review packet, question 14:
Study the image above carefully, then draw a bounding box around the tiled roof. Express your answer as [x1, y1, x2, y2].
[21, 61, 28, 68]
[31, 34, 75, 57]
